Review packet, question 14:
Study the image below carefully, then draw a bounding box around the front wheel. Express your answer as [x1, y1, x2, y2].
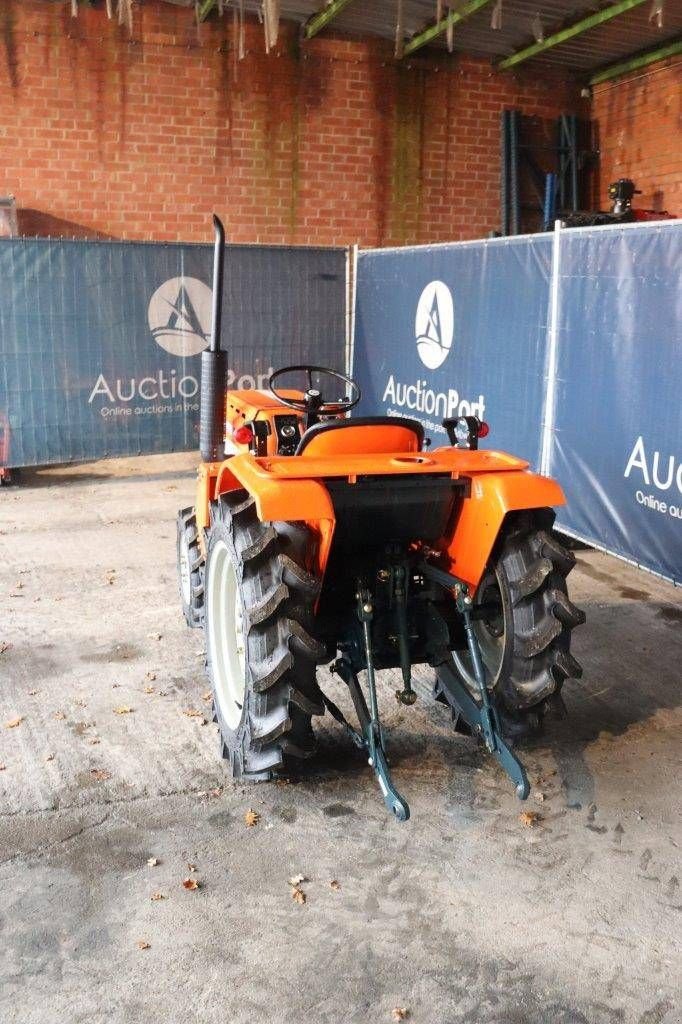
[176, 507, 204, 628]
[451, 511, 585, 734]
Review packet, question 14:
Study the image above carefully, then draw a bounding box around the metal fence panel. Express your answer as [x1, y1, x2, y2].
[0, 239, 347, 467]
[352, 222, 681, 585]
[550, 222, 681, 584]
[353, 235, 553, 466]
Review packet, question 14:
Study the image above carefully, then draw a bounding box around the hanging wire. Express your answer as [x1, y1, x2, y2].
[117, 0, 133, 32]
[263, 0, 281, 52]
[394, 0, 404, 58]
[491, 0, 503, 30]
[239, 0, 246, 60]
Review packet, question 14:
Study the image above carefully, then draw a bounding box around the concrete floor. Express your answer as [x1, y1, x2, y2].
[0, 453, 680, 1024]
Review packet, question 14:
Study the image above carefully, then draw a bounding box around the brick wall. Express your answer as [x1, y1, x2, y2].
[591, 56, 681, 215]
[0, 0, 583, 245]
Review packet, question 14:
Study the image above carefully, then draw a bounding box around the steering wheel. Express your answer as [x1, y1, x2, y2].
[268, 365, 361, 425]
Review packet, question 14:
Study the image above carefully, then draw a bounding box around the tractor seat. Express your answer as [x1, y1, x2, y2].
[296, 416, 424, 457]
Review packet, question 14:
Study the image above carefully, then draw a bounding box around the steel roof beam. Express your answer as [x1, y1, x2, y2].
[303, 0, 357, 39]
[402, 0, 495, 57]
[589, 37, 682, 84]
[497, 0, 649, 70]
[197, 0, 218, 23]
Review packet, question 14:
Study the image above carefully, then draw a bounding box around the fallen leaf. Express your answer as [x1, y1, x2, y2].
[147, 857, 160, 867]
[28, 689, 39, 696]
[4, 716, 23, 729]
[534, 792, 545, 803]
[0, 641, 11, 655]
[330, 879, 341, 891]
[74, 698, 87, 708]
[150, 892, 166, 901]
[145, 671, 157, 682]
[288, 874, 306, 887]
[137, 939, 151, 950]
[105, 572, 116, 585]
[244, 809, 260, 828]
[392, 1009, 409, 1021]
[291, 886, 306, 905]
[182, 708, 204, 718]
[0, 763, 6, 771]
[45, 753, 55, 762]
[14, 580, 24, 589]
[54, 711, 66, 720]
[112, 683, 120, 689]
[519, 811, 541, 828]
[201, 691, 212, 703]
[90, 768, 111, 781]
[147, 632, 162, 641]
[187, 862, 197, 872]
[182, 877, 200, 891]
[89, 738, 101, 746]
[209, 787, 222, 798]
[114, 706, 133, 715]
[144, 686, 156, 695]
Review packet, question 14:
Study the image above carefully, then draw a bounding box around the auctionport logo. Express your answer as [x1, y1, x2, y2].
[147, 277, 212, 357]
[415, 281, 453, 370]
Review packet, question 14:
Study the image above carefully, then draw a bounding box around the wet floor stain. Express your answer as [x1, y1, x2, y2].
[323, 802, 355, 818]
[656, 605, 682, 625]
[80, 643, 141, 663]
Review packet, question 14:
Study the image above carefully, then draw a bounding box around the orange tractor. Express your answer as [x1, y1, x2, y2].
[177, 217, 585, 820]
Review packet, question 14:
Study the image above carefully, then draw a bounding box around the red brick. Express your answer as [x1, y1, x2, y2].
[0, 0, 596, 245]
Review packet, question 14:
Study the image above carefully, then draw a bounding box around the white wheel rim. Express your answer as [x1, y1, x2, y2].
[207, 540, 246, 731]
[451, 571, 505, 693]
[179, 533, 192, 607]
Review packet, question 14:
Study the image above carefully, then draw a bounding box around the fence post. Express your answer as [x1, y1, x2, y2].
[540, 219, 563, 476]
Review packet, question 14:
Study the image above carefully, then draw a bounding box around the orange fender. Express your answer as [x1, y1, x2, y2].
[443, 470, 566, 592]
[209, 455, 336, 577]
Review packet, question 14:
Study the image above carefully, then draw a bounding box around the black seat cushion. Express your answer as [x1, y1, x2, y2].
[295, 416, 424, 456]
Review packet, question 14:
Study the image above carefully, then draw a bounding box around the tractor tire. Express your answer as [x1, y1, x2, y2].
[204, 489, 326, 781]
[451, 511, 585, 736]
[176, 507, 205, 629]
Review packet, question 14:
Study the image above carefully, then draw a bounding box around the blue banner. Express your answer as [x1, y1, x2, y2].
[0, 239, 347, 468]
[551, 222, 681, 584]
[352, 222, 681, 585]
[353, 236, 553, 466]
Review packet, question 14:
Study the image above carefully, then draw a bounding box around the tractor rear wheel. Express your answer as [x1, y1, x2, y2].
[204, 490, 325, 780]
[177, 507, 204, 629]
[451, 511, 585, 735]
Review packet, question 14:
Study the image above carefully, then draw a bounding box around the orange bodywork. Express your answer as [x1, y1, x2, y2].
[195, 403, 565, 592]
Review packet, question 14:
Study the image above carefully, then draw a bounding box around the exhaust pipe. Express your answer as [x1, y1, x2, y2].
[200, 214, 228, 462]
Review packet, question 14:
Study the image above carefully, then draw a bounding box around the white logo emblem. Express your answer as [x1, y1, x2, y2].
[415, 281, 454, 370]
[147, 277, 212, 357]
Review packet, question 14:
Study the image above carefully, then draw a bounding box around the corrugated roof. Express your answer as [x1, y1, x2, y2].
[52, 0, 682, 74]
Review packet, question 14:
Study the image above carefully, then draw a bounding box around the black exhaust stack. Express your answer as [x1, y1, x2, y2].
[200, 214, 228, 462]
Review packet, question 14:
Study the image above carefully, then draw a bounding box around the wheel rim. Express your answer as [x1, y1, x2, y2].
[451, 569, 506, 693]
[207, 540, 246, 731]
[178, 532, 192, 607]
